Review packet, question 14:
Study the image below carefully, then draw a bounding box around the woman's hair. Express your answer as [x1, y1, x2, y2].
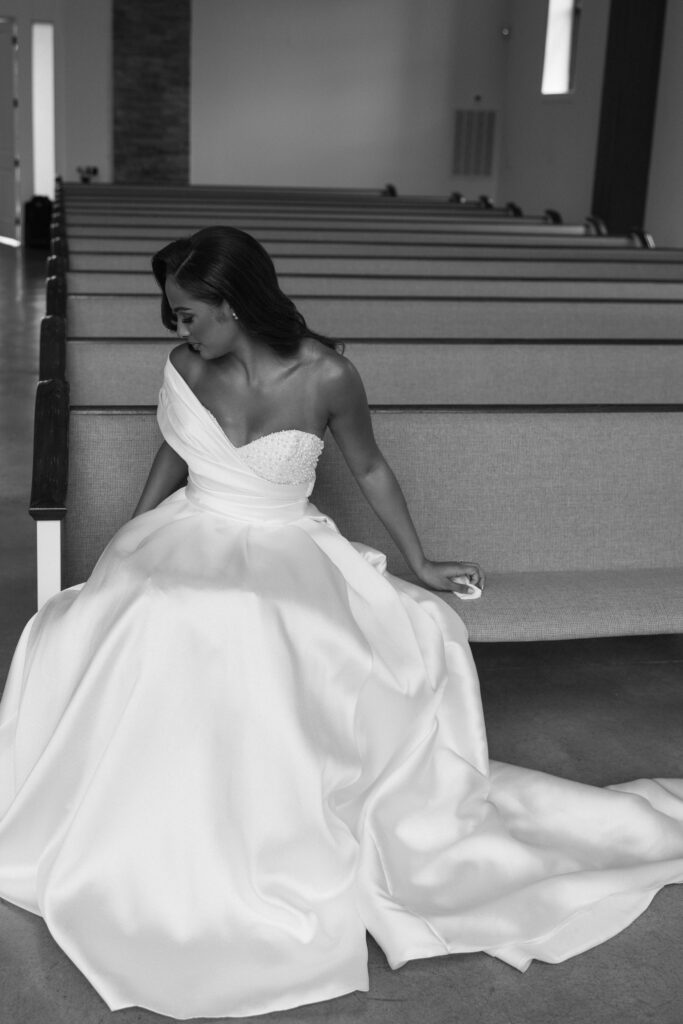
[152, 226, 340, 354]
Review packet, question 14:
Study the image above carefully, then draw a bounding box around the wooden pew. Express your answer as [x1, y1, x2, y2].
[61, 337, 683, 407]
[65, 230, 626, 254]
[65, 216, 585, 235]
[35, 183, 683, 641]
[65, 245, 673, 271]
[52, 289, 683, 406]
[64, 292, 683, 341]
[62, 206, 552, 226]
[59, 182, 514, 213]
[32, 391, 683, 641]
[64, 270, 683, 300]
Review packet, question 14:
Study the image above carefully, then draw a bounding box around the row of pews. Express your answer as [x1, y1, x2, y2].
[31, 180, 683, 640]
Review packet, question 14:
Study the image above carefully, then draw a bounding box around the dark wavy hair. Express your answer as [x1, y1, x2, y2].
[152, 226, 339, 354]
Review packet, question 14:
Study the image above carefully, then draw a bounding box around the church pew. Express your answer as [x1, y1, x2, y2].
[60, 182, 513, 213]
[64, 248, 683, 273]
[64, 227, 621, 252]
[65, 293, 683, 341]
[63, 337, 683, 407]
[52, 290, 683, 406]
[64, 270, 683, 300]
[31, 389, 683, 641]
[62, 261, 683, 288]
[64, 234, 641, 255]
[62, 206, 551, 226]
[65, 218, 586, 238]
[51, 193, 683, 408]
[62, 182, 399, 202]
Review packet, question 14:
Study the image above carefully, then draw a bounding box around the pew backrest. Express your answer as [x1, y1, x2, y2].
[64, 271, 683, 300]
[64, 407, 683, 588]
[65, 293, 683, 340]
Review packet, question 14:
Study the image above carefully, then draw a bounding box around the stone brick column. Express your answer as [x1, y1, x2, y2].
[113, 0, 190, 183]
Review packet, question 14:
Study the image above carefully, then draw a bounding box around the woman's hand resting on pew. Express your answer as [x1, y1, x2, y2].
[415, 559, 485, 598]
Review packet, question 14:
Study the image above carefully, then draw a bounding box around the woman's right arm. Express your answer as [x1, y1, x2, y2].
[131, 442, 188, 518]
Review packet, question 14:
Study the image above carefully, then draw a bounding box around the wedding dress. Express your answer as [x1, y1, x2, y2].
[0, 357, 682, 1020]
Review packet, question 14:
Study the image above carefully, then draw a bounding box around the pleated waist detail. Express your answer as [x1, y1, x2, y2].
[186, 470, 312, 524]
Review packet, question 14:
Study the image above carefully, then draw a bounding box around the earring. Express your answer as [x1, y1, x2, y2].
[231, 310, 239, 321]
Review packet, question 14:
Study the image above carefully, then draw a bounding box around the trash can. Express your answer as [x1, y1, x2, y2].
[24, 195, 53, 248]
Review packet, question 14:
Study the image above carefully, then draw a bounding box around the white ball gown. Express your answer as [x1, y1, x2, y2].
[1, 357, 682, 1020]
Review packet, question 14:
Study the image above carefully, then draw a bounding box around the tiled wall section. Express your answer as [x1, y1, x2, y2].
[113, 0, 190, 183]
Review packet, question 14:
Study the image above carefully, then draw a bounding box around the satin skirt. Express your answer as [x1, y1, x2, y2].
[1, 488, 682, 1019]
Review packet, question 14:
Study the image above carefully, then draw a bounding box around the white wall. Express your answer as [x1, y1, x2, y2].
[645, 0, 683, 247]
[1, 0, 112, 207]
[498, 0, 610, 221]
[59, 0, 112, 187]
[191, 0, 614, 217]
[12, 0, 675, 237]
[1, 0, 57, 204]
[450, 0, 510, 200]
[191, 0, 494, 196]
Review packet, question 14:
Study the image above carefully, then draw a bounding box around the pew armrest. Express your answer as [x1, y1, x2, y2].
[39, 315, 66, 380]
[30, 379, 69, 606]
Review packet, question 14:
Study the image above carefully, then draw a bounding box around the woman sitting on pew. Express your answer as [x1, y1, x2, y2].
[0, 225, 681, 1020]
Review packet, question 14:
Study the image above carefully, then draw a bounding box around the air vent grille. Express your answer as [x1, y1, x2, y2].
[453, 109, 496, 176]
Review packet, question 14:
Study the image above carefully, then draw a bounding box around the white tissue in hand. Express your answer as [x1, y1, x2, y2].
[450, 575, 482, 601]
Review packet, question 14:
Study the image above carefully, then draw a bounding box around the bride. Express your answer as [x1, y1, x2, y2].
[0, 226, 681, 1020]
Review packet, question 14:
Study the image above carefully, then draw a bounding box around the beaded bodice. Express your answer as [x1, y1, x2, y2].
[234, 429, 325, 485]
[158, 359, 326, 523]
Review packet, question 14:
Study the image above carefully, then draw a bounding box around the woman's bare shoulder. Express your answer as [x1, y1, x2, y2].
[169, 343, 202, 385]
[301, 338, 362, 394]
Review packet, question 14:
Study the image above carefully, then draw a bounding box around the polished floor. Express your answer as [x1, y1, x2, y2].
[0, 244, 681, 1024]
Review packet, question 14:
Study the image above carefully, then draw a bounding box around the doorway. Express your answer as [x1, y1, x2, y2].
[0, 18, 19, 245]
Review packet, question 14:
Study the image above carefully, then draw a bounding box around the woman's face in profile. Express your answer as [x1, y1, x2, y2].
[165, 277, 239, 360]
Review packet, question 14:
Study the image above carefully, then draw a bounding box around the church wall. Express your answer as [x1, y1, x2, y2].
[497, 0, 611, 221]
[60, 0, 113, 187]
[449, 0, 510, 202]
[644, 0, 683, 247]
[5, 0, 112, 203]
[2, 0, 60, 203]
[189, 0, 617, 220]
[190, 0, 506, 197]
[10, 0, 679, 240]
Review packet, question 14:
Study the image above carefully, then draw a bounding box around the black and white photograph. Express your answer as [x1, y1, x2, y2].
[0, 2, 682, 1023]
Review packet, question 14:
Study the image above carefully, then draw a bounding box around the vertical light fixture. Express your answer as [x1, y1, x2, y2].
[542, 0, 580, 95]
[31, 22, 55, 197]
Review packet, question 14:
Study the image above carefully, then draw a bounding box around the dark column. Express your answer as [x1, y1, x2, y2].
[113, 0, 190, 184]
[591, 0, 667, 234]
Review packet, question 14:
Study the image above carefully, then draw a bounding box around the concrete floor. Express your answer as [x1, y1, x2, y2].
[0, 244, 682, 1024]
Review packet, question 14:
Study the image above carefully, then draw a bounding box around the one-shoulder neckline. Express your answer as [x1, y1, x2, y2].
[165, 357, 325, 452]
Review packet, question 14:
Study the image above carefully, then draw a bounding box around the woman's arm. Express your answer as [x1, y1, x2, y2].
[323, 358, 484, 594]
[131, 441, 188, 518]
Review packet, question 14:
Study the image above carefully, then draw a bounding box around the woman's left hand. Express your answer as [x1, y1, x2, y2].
[414, 560, 485, 595]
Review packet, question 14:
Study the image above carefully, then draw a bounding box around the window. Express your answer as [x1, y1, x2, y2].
[541, 0, 581, 95]
[31, 22, 55, 197]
